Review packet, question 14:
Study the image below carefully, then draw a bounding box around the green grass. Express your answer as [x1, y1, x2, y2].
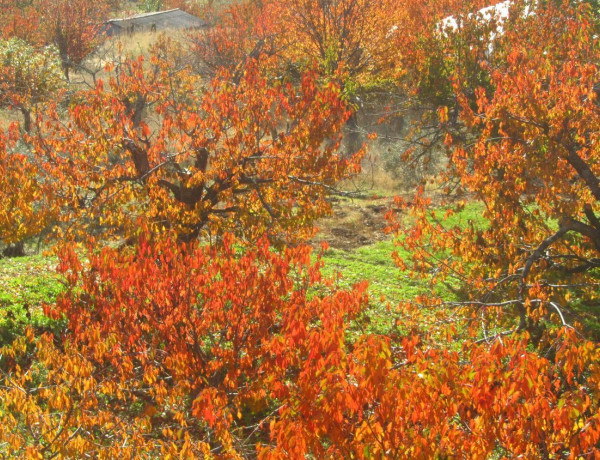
[320, 239, 462, 335]
[321, 241, 418, 302]
[320, 241, 414, 335]
[0, 254, 64, 345]
[320, 201, 487, 299]
[439, 201, 487, 230]
[317, 201, 490, 335]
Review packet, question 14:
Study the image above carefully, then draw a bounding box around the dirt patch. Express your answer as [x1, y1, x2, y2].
[312, 197, 393, 251]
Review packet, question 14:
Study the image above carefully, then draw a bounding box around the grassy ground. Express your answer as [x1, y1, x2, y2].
[0, 254, 63, 345]
[320, 240, 461, 301]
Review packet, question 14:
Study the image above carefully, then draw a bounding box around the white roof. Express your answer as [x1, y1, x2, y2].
[440, 1, 512, 32]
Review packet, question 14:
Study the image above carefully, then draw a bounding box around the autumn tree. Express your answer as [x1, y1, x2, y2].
[0, 38, 63, 255]
[0, 234, 370, 456]
[1, 1, 600, 458]
[191, 0, 401, 87]
[35, 0, 110, 80]
[0, 231, 598, 457]
[0, 0, 111, 80]
[189, 0, 280, 79]
[193, 0, 508, 176]
[0, 38, 65, 132]
[0, 0, 43, 44]
[271, 0, 400, 81]
[24, 40, 361, 244]
[364, 0, 510, 181]
[388, 0, 600, 340]
[0, 128, 52, 257]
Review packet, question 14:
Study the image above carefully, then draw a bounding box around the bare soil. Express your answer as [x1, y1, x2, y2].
[312, 197, 393, 251]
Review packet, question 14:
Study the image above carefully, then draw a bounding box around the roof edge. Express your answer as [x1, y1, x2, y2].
[106, 8, 184, 24]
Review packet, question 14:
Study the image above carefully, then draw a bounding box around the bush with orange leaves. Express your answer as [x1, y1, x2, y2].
[1, 232, 599, 458]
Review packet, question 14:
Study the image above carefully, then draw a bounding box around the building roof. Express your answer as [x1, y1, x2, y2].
[105, 8, 207, 32]
[439, 1, 512, 32]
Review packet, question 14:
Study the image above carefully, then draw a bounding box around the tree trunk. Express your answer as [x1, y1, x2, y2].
[3, 241, 25, 258]
[20, 107, 32, 132]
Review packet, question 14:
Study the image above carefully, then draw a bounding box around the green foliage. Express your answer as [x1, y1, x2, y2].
[0, 37, 64, 108]
[138, 0, 165, 12]
[0, 255, 64, 345]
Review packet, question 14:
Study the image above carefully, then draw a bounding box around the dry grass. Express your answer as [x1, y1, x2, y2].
[116, 29, 189, 55]
[311, 193, 392, 251]
[0, 108, 20, 131]
[69, 28, 193, 93]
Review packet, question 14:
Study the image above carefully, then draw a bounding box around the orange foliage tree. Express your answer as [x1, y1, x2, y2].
[25, 41, 360, 243]
[34, 0, 111, 80]
[191, 0, 400, 83]
[1, 234, 599, 457]
[0, 38, 65, 132]
[190, 0, 273, 77]
[0, 128, 51, 248]
[0, 0, 43, 44]
[390, 1, 600, 336]
[0, 0, 111, 79]
[0, 234, 368, 457]
[267, 0, 399, 82]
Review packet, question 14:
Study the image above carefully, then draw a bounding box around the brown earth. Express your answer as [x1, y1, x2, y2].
[312, 197, 393, 251]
